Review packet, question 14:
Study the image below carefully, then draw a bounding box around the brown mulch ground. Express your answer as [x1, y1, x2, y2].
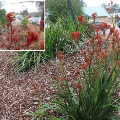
[0, 51, 85, 120]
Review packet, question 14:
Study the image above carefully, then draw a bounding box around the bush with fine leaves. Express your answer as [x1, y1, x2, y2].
[45, 0, 83, 23]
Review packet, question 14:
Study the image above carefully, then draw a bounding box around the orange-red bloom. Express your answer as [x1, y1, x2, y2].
[100, 51, 107, 59]
[82, 50, 86, 56]
[6, 12, 16, 22]
[12, 37, 18, 43]
[110, 27, 114, 34]
[77, 15, 84, 23]
[70, 31, 80, 43]
[90, 24, 94, 32]
[40, 20, 44, 31]
[75, 83, 80, 88]
[58, 51, 63, 59]
[81, 63, 87, 69]
[32, 83, 37, 90]
[92, 13, 97, 20]
[27, 15, 31, 19]
[61, 77, 65, 81]
[26, 31, 38, 46]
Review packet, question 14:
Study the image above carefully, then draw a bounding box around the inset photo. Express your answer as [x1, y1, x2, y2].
[0, 0, 44, 50]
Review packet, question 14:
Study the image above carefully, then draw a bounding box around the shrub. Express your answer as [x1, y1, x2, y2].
[13, 51, 46, 73]
[45, 0, 83, 23]
[21, 18, 28, 27]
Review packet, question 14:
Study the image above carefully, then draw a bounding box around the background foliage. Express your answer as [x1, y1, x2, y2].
[0, 9, 8, 25]
[45, 0, 83, 23]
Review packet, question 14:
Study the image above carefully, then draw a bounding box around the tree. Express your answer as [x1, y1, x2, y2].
[35, 1, 44, 20]
[0, 9, 6, 18]
[20, 8, 28, 17]
[45, 0, 84, 23]
[0, 9, 7, 25]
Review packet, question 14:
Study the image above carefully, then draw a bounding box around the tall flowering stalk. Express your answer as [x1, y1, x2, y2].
[6, 12, 16, 49]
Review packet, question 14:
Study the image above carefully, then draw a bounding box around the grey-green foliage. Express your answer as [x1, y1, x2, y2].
[45, 0, 84, 23]
[21, 18, 28, 27]
[0, 9, 7, 25]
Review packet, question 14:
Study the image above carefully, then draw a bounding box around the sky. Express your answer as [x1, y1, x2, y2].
[1, 0, 44, 13]
[83, 0, 120, 7]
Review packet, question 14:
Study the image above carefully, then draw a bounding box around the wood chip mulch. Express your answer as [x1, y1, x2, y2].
[0, 51, 84, 120]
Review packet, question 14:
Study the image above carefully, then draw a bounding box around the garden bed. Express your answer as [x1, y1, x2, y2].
[0, 51, 86, 119]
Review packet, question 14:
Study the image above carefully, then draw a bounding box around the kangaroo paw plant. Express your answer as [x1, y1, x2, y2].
[28, 10, 120, 120]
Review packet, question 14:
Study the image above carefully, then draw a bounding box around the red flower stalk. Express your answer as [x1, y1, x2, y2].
[96, 29, 99, 34]
[112, 37, 117, 43]
[61, 77, 65, 81]
[18, 29, 20, 33]
[53, 76, 57, 80]
[12, 29, 15, 34]
[82, 50, 86, 56]
[12, 37, 18, 43]
[6, 37, 10, 41]
[40, 20, 44, 31]
[26, 31, 38, 46]
[77, 15, 84, 23]
[85, 57, 91, 62]
[27, 15, 31, 19]
[101, 22, 108, 29]
[100, 51, 107, 59]
[92, 13, 97, 21]
[89, 39, 93, 44]
[109, 27, 114, 35]
[114, 30, 119, 39]
[114, 47, 117, 52]
[75, 83, 80, 88]
[58, 51, 63, 59]
[96, 39, 102, 45]
[32, 83, 37, 90]
[81, 63, 87, 69]
[70, 31, 80, 43]
[7, 23, 11, 28]
[76, 84, 84, 90]
[90, 24, 94, 32]
[6, 12, 16, 23]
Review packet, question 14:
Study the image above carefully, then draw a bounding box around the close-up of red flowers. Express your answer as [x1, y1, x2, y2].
[92, 13, 97, 20]
[70, 31, 80, 43]
[0, 2, 44, 50]
[6, 12, 16, 23]
[58, 51, 63, 59]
